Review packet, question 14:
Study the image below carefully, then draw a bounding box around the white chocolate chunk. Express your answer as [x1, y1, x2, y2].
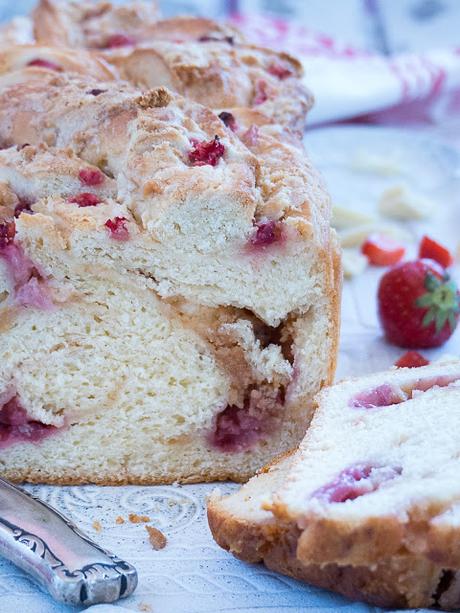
[339, 223, 412, 248]
[332, 204, 377, 230]
[342, 248, 368, 278]
[379, 185, 434, 220]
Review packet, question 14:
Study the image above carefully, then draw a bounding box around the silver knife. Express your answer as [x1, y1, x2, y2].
[0, 477, 138, 605]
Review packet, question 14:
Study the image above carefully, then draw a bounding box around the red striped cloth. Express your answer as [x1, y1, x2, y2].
[231, 12, 460, 129]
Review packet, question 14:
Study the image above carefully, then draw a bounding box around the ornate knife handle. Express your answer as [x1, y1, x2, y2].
[0, 477, 137, 605]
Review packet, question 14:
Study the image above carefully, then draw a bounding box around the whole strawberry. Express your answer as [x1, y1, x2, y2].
[378, 259, 460, 348]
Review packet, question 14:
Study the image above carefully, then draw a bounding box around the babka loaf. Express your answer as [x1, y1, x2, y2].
[32, 0, 312, 134]
[209, 359, 460, 609]
[0, 67, 339, 484]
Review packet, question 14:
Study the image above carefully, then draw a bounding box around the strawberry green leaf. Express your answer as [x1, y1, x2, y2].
[417, 271, 460, 333]
[436, 310, 449, 334]
[416, 294, 434, 308]
[422, 309, 436, 328]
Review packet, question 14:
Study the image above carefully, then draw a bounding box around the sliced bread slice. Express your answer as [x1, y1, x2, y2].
[208, 451, 460, 609]
[268, 359, 460, 567]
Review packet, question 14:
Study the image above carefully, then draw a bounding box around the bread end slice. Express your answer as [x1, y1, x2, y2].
[208, 453, 460, 610]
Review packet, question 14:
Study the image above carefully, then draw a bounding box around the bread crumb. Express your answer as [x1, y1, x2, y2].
[145, 525, 167, 550]
[138, 604, 152, 612]
[115, 516, 125, 525]
[129, 512, 151, 524]
[92, 520, 102, 532]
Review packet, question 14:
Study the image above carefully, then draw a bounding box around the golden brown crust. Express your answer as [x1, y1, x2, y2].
[33, 0, 160, 48]
[325, 230, 342, 386]
[0, 44, 117, 80]
[2, 467, 257, 486]
[136, 86, 173, 109]
[296, 515, 406, 567]
[426, 519, 460, 568]
[34, 3, 241, 49]
[257, 449, 297, 474]
[207, 494, 453, 610]
[135, 17, 244, 45]
[33, 0, 311, 133]
[0, 143, 117, 206]
[0, 71, 325, 250]
[106, 41, 312, 134]
[294, 504, 460, 570]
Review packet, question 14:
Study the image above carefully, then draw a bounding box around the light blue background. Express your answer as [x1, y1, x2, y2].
[0, 0, 234, 22]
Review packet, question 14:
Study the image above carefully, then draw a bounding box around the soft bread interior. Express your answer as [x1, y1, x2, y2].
[0, 77, 338, 483]
[268, 359, 460, 566]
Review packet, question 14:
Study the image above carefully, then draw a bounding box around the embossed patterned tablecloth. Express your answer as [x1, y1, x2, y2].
[0, 126, 458, 613]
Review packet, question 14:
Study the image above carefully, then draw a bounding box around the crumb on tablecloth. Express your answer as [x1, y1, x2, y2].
[138, 603, 152, 612]
[92, 520, 102, 532]
[145, 525, 167, 550]
[115, 515, 125, 524]
[129, 512, 151, 523]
